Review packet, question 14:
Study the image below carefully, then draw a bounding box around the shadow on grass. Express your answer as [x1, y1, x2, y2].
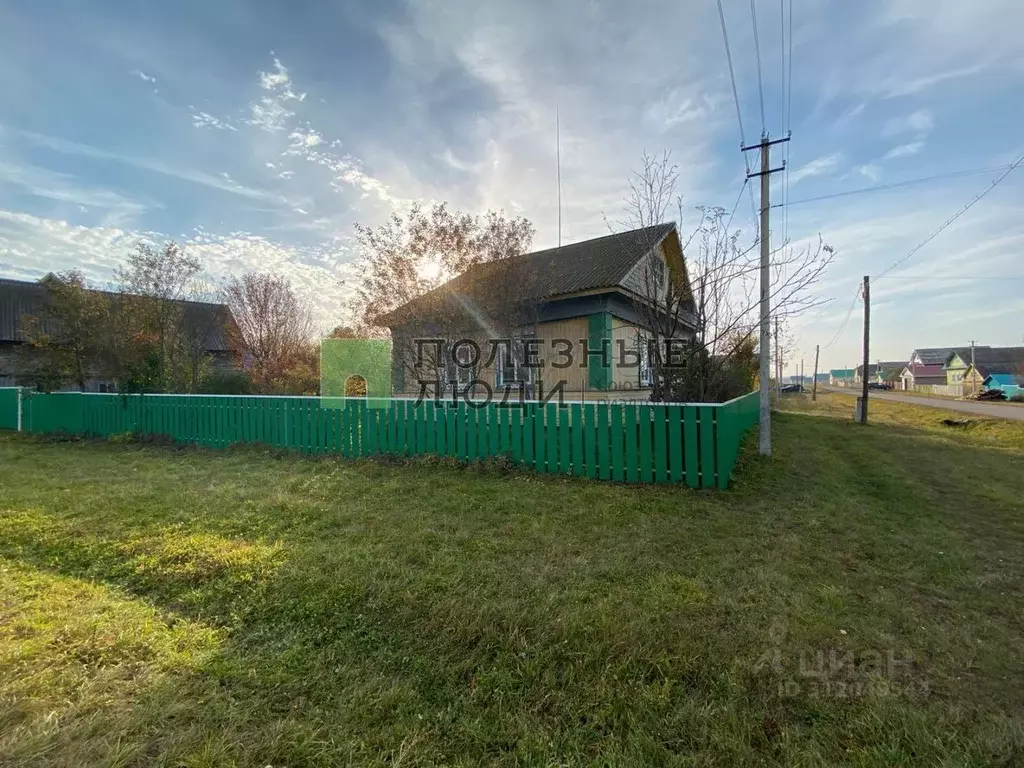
[0, 416, 1023, 765]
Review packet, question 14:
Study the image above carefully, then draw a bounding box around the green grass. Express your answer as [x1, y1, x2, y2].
[0, 393, 1022, 766]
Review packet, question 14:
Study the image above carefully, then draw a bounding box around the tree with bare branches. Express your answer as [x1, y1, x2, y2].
[351, 202, 537, 396]
[222, 273, 314, 394]
[616, 150, 835, 402]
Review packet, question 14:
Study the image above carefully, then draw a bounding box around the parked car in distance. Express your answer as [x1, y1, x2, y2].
[867, 382, 893, 390]
[780, 384, 805, 393]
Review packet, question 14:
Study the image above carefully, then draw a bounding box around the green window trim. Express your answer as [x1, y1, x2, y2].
[587, 313, 612, 391]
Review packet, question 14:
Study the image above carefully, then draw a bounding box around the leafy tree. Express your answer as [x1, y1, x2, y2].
[116, 242, 203, 391]
[17, 271, 109, 391]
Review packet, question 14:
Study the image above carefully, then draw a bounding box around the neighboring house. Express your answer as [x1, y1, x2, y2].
[829, 368, 855, 386]
[814, 373, 829, 384]
[855, 361, 905, 384]
[899, 363, 946, 392]
[378, 223, 697, 401]
[0, 276, 237, 390]
[956, 346, 1024, 397]
[982, 373, 1024, 399]
[876, 364, 904, 386]
[909, 346, 987, 367]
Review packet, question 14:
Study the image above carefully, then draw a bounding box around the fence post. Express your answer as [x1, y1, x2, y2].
[16, 387, 22, 432]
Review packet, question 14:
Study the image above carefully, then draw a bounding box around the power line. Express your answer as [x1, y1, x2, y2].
[750, 0, 766, 134]
[775, 164, 1016, 209]
[779, 0, 786, 135]
[782, 0, 793, 251]
[875, 274, 1024, 281]
[716, 0, 760, 238]
[822, 284, 861, 351]
[876, 151, 1024, 279]
[725, 177, 749, 233]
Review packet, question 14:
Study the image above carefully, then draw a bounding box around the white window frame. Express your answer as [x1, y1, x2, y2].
[454, 343, 476, 392]
[637, 333, 653, 388]
[496, 336, 536, 392]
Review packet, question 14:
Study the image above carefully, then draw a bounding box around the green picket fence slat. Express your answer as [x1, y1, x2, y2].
[653, 407, 668, 484]
[596, 403, 610, 481]
[699, 406, 716, 489]
[638, 405, 652, 483]
[668, 406, 683, 484]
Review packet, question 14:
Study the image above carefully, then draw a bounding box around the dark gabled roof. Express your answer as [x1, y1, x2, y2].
[856, 361, 905, 377]
[912, 346, 985, 365]
[969, 346, 1024, 378]
[379, 223, 678, 327]
[942, 346, 1024, 369]
[906, 363, 945, 379]
[0, 276, 234, 351]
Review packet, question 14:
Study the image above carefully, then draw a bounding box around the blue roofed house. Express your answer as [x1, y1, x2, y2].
[983, 373, 1023, 398]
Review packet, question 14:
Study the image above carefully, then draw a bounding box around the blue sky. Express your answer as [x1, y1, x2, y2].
[0, 0, 1021, 370]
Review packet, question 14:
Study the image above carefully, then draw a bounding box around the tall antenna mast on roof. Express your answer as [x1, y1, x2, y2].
[556, 106, 562, 247]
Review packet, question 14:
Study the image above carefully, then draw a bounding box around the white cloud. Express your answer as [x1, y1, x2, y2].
[248, 57, 306, 132]
[0, 209, 357, 329]
[131, 69, 157, 84]
[858, 164, 881, 182]
[11, 128, 283, 203]
[789, 154, 844, 185]
[248, 96, 294, 133]
[191, 109, 238, 131]
[259, 58, 291, 90]
[883, 110, 934, 138]
[288, 128, 323, 149]
[883, 142, 924, 160]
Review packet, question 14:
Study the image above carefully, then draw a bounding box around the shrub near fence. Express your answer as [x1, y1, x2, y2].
[0, 389, 759, 489]
[0, 387, 20, 431]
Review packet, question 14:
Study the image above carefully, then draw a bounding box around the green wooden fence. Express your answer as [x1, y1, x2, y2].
[0, 389, 759, 488]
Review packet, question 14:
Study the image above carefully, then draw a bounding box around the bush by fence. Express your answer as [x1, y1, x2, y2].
[0, 388, 758, 488]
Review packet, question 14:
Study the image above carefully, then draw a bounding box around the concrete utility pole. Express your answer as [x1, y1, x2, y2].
[860, 275, 870, 423]
[743, 133, 790, 456]
[812, 344, 820, 401]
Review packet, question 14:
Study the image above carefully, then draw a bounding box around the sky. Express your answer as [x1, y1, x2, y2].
[0, 0, 1021, 370]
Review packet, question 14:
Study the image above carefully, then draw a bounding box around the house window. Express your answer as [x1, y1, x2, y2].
[649, 256, 666, 291]
[454, 343, 477, 393]
[496, 336, 536, 392]
[637, 333, 653, 388]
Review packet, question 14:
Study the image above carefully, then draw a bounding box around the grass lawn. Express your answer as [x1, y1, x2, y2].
[1, 392, 1022, 766]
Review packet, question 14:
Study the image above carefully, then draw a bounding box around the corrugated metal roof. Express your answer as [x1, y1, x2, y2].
[0, 276, 234, 351]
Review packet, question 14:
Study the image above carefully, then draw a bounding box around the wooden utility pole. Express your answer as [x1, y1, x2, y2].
[812, 344, 820, 401]
[743, 133, 790, 456]
[860, 275, 870, 423]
